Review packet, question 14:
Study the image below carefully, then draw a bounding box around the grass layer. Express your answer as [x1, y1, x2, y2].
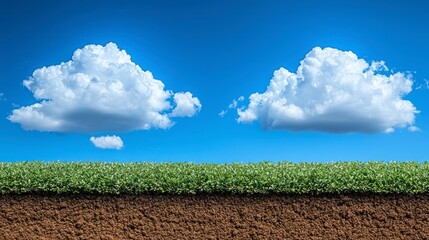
[1, 161, 428, 195]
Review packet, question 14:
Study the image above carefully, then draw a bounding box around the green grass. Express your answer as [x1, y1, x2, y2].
[0, 161, 428, 195]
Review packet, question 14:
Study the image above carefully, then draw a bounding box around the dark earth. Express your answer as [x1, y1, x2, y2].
[1, 193, 428, 239]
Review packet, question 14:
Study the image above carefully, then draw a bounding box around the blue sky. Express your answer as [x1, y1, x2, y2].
[0, 0, 428, 163]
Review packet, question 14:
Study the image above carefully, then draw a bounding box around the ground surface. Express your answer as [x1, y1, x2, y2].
[0, 193, 428, 239]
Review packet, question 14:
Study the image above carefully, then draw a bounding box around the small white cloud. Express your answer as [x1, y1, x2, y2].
[408, 126, 421, 132]
[384, 128, 395, 134]
[8, 42, 201, 133]
[228, 99, 239, 109]
[219, 96, 246, 118]
[228, 96, 245, 109]
[170, 92, 201, 117]
[219, 110, 227, 117]
[237, 47, 418, 133]
[90, 135, 123, 150]
[415, 79, 428, 90]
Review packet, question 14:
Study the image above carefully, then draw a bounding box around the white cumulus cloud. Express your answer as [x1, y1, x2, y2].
[170, 92, 201, 117]
[90, 135, 123, 150]
[237, 47, 418, 133]
[8, 42, 201, 133]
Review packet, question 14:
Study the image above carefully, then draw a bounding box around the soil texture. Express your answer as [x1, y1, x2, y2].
[0, 193, 428, 239]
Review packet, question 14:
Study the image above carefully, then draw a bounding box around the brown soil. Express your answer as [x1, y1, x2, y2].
[0, 193, 428, 239]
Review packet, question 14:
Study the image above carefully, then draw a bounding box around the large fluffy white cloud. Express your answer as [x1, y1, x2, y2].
[237, 47, 418, 133]
[90, 135, 123, 150]
[8, 43, 201, 132]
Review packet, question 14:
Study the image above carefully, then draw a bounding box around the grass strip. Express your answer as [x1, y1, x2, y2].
[0, 161, 428, 195]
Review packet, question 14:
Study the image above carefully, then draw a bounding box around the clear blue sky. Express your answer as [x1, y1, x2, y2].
[0, 0, 428, 163]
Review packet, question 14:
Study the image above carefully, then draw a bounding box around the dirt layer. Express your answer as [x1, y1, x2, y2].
[1, 193, 429, 239]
